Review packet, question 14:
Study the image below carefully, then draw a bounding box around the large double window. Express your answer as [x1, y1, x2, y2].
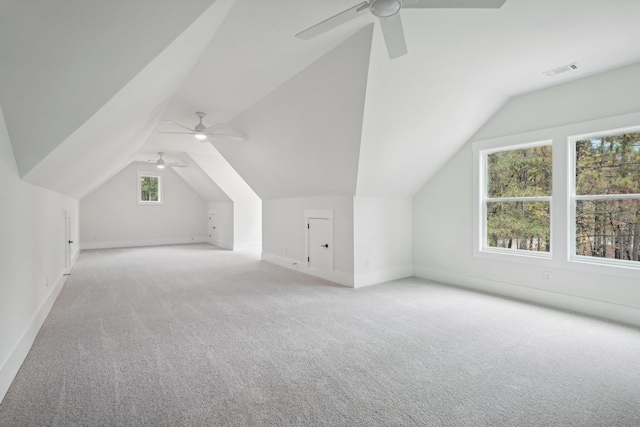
[475, 124, 640, 270]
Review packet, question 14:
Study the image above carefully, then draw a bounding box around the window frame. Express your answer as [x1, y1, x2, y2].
[137, 171, 163, 205]
[472, 112, 640, 278]
[568, 126, 640, 269]
[476, 139, 553, 260]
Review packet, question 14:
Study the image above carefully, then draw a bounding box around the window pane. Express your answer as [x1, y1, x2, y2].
[487, 201, 550, 252]
[487, 145, 552, 198]
[576, 133, 640, 195]
[140, 176, 159, 202]
[576, 199, 640, 262]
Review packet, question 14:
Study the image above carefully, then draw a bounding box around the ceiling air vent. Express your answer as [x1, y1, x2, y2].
[544, 62, 579, 77]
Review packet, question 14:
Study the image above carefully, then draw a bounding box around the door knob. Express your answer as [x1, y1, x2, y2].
[68, 240, 73, 244]
[321, 244, 329, 248]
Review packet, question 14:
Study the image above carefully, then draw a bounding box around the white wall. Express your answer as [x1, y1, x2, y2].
[233, 194, 262, 252]
[207, 202, 233, 249]
[189, 150, 262, 251]
[262, 196, 412, 288]
[80, 163, 207, 249]
[354, 197, 413, 288]
[0, 106, 79, 402]
[413, 62, 640, 326]
[262, 196, 354, 286]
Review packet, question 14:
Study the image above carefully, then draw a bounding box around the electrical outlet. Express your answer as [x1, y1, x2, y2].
[365, 258, 370, 268]
[46, 276, 49, 287]
[284, 246, 288, 254]
[544, 271, 551, 282]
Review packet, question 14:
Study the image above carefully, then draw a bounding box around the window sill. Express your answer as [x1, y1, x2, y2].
[475, 247, 552, 266]
[568, 256, 640, 279]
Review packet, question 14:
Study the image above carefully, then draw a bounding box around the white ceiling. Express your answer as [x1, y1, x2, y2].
[2, 0, 640, 201]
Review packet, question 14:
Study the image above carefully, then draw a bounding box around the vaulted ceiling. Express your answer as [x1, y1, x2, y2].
[2, 0, 640, 201]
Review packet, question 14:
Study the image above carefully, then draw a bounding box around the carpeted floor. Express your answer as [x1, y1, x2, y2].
[1, 243, 639, 426]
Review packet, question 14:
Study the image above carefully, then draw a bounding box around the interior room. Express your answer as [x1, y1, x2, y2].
[1, 0, 639, 424]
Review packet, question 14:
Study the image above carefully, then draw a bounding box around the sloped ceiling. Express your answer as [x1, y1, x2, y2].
[216, 26, 373, 200]
[356, 0, 640, 196]
[12, 0, 236, 199]
[2, 0, 640, 202]
[146, 0, 640, 200]
[0, 0, 215, 176]
[171, 156, 232, 204]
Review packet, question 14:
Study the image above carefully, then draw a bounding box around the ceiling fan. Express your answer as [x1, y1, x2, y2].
[134, 152, 186, 169]
[159, 112, 246, 142]
[295, 0, 506, 59]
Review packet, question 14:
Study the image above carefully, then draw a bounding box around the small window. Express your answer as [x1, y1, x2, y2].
[572, 130, 640, 265]
[481, 142, 552, 256]
[137, 172, 163, 204]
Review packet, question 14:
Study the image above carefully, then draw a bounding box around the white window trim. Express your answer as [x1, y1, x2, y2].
[137, 171, 164, 205]
[475, 139, 553, 261]
[568, 125, 640, 270]
[471, 111, 640, 278]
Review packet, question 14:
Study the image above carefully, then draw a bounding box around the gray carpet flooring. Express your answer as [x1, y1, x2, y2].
[1, 243, 639, 426]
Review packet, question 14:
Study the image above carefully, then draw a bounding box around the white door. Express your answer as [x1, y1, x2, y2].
[308, 218, 332, 272]
[64, 210, 72, 274]
[208, 212, 216, 244]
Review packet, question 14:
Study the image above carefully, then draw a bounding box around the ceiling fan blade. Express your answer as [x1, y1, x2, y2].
[158, 131, 195, 135]
[204, 132, 246, 142]
[165, 163, 186, 168]
[295, 1, 370, 40]
[379, 14, 407, 59]
[163, 120, 195, 132]
[402, 0, 506, 8]
[132, 160, 154, 165]
[203, 122, 239, 133]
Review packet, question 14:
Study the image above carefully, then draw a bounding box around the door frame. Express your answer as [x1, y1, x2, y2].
[305, 209, 334, 273]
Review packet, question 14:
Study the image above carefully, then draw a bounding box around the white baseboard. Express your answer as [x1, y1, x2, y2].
[414, 265, 640, 328]
[261, 252, 354, 287]
[0, 270, 70, 403]
[80, 236, 207, 250]
[208, 240, 233, 250]
[354, 265, 413, 288]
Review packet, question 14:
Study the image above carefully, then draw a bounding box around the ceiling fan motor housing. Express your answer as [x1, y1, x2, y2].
[195, 112, 207, 132]
[371, 0, 402, 17]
